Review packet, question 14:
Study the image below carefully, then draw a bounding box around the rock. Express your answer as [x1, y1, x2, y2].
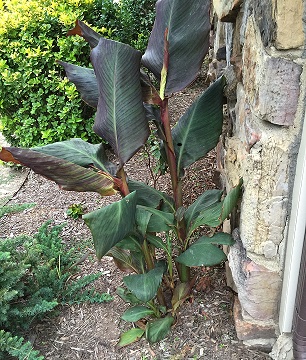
[228, 236, 282, 321]
[274, 0, 305, 50]
[270, 334, 294, 360]
[243, 15, 302, 126]
[233, 297, 276, 347]
[213, 0, 243, 22]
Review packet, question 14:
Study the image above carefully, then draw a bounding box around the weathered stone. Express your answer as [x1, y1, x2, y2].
[243, 15, 302, 126]
[275, 0, 305, 50]
[270, 334, 294, 360]
[233, 297, 276, 342]
[213, 0, 242, 22]
[252, 0, 276, 46]
[228, 237, 282, 321]
[224, 84, 296, 254]
[263, 241, 278, 259]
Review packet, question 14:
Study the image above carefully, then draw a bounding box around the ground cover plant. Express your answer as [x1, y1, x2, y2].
[0, 204, 113, 359]
[0, 0, 242, 346]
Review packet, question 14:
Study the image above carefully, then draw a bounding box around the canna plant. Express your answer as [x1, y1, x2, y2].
[0, 0, 242, 345]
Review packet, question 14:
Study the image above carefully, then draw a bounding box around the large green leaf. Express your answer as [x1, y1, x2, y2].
[142, 0, 210, 95]
[107, 247, 139, 273]
[57, 61, 98, 108]
[0, 147, 116, 196]
[220, 178, 243, 222]
[172, 77, 225, 177]
[184, 189, 223, 229]
[118, 328, 144, 347]
[187, 180, 243, 236]
[33, 138, 116, 175]
[91, 38, 149, 166]
[176, 233, 234, 267]
[136, 206, 175, 233]
[121, 306, 154, 322]
[123, 261, 166, 303]
[58, 63, 160, 109]
[83, 192, 137, 259]
[145, 316, 174, 343]
[128, 180, 175, 212]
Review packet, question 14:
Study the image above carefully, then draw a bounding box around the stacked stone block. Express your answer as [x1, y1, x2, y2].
[212, 0, 306, 353]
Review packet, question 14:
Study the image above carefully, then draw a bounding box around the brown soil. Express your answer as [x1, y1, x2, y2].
[0, 78, 271, 360]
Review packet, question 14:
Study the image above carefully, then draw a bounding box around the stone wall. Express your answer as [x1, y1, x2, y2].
[212, 0, 306, 354]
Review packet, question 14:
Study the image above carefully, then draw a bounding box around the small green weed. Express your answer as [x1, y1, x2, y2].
[66, 203, 85, 219]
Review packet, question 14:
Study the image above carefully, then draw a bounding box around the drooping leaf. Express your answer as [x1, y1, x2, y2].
[147, 234, 168, 253]
[176, 233, 234, 267]
[117, 235, 143, 252]
[116, 287, 142, 305]
[121, 306, 155, 322]
[185, 189, 223, 229]
[187, 202, 223, 237]
[136, 206, 175, 233]
[135, 206, 153, 237]
[83, 192, 137, 259]
[171, 282, 191, 312]
[123, 261, 166, 303]
[128, 180, 175, 212]
[118, 328, 144, 347]
[187, 180, 243, 236]
[0, 147, 116, 196]
[220, 178, 243, 222]
[58, 63, 160, 108]
[145, 316, 174, 343]
[142, 0, 210, 95]
[68, 19, 101, 48]
[107, 247, 139, 273]
[91, 38, 149, 166]
[57, 61, 99, 108]
[172, 77, 225, 177]
[33, 138, 116, 175]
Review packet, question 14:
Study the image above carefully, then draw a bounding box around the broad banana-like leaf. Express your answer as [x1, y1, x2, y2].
[176, 233, 234, 267]
[145, 316, 174, 343]
[184, 189, 223, 229]
[91, 38, 149, 166]
[172, 76, 225, 177]
[33, 138, 116, 175]
[57, 61, 98, 108]
[128, 180, 174, 212]
[118, 328, 144, 347]
[117, 235, 143, 252]
[0, 147, 116, 196]
[68, 20, 101, 48]
[58, 63, 161, 108]
[171, 282, 191, 312]
[121, 306, 155, 322]
[123, 261, 166, 303]
[147, 234, 168, 253]
[83, 192, 137, 259]
[187, 180, 243, 236]
[220, 178, 243, 222]
[107, 247, 139, 273]
[136, 206, 175, 233]
[116, 287, 142, 305]
[142, 0, 210, 95]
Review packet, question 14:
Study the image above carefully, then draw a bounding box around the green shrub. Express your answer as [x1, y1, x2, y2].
[0, 0, 100, 147]
[0, 0, 156, 148]
[0, 206, 113, 359]
[90, 0, 156, 51]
